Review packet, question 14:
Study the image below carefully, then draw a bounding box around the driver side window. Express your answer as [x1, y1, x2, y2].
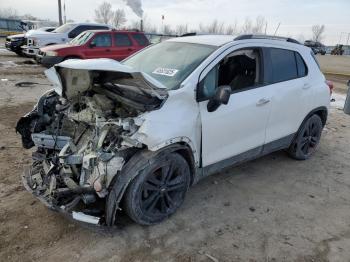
[198, 48, 261, 101]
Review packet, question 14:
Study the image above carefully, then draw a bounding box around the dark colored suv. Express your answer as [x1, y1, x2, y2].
[37, 30, 150, 67]
[304, 40, 326, 55]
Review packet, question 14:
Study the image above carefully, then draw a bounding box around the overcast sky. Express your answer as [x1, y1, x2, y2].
[1, 0, 349, 45]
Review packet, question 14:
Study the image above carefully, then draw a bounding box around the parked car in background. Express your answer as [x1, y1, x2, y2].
[304, 40, 326, 55]
[37, 30, 150, 67]
[5, 27, 55, 56]
[22, 22, 110, 57]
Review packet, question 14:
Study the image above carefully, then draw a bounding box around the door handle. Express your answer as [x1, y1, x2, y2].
[302, 83, 311, 90]
[256, 98, 270, 106]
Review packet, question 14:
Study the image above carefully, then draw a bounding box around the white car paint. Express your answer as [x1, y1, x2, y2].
[50, 35, 330, 170]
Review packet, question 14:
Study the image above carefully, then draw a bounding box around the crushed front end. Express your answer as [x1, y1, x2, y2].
[16, 60, 167, 225]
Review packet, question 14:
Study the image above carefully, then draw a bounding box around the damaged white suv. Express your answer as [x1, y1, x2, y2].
[16, 34, 331, 226]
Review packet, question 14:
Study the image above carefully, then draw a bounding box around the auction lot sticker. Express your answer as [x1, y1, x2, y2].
[152, 67, 179, 77]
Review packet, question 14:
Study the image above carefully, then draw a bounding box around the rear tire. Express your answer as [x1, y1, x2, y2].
[287, 114, 323, 160]
[124, 152, 191, 225]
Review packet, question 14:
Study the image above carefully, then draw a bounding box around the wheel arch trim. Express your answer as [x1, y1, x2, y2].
[105, 143, 195, 226]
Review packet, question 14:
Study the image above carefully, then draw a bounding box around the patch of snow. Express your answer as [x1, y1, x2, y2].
[0, 61, 17, 67]
[0, 48, 11, 54]
[331, 92, 346, 109]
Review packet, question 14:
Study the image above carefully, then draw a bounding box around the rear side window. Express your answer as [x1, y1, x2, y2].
[270, 48, 298, 83]
[131, 34, 149, 46]
[295, 52, 308, 77]
[114, 33, 132, 46]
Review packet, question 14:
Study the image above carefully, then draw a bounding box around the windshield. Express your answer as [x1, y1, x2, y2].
[70, 31, 94, 45]
[52, 24, 75, 33]
[123, 42, 217, 90]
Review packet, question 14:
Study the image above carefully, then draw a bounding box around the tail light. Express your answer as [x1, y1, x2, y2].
[326, 80, 334, 95]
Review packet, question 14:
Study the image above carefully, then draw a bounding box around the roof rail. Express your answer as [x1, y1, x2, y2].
[234, 34, 301, 44]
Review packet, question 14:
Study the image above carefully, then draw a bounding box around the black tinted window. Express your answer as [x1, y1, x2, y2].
[270, 48, 297, 83]
[295, 52, 307, 77]
[114, 33, 132, 46]
[69, 25, 89, 38]
[131, 34, 149, 46]
[91, 33, 112, 47]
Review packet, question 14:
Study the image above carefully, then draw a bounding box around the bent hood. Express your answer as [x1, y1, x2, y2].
[45, 58, 168, 100]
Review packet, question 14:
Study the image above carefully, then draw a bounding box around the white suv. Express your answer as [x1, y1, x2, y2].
[17, 34, 331, 227]
[22, 22, 110, 57]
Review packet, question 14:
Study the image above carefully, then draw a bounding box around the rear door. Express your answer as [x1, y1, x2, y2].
[83, 32, 113, 59]
[263, 47, 312, 147]
[111, 33, 135, 60]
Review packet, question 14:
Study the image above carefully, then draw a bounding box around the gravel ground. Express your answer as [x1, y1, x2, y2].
[0, 43, 350, 262]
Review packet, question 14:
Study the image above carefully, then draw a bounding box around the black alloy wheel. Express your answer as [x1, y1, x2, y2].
[124, 152, 190, 225]
[288, 114, 323, 160]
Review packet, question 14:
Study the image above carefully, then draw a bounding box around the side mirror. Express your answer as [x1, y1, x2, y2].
[89, 42, 96, 48]
[207, 85, 231, 112]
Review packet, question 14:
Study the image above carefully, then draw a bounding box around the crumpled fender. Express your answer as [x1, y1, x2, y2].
[105, 144, 194, 226]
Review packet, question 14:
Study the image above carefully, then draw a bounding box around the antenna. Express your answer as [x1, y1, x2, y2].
[274, 22, 281, 36]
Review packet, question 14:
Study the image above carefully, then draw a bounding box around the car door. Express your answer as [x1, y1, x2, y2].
[112, 33, 135, 60]
[263, 47, 312, 148]
[198, 46, 273, 168]
[83, 32, 113, 59]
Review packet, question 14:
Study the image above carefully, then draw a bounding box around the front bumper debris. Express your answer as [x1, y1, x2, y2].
[22, 166, 102, 225]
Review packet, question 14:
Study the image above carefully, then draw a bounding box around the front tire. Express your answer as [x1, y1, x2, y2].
[287, 114, 323, 160]
[124, 152, 191, 225]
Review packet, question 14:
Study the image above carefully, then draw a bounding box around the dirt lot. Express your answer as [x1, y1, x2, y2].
[1, 41, 350, 262]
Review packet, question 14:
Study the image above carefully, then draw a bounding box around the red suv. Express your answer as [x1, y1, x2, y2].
[37, 30, 150, 67]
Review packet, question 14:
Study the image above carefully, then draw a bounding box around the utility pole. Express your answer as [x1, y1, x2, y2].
[58, 0, 63, 25]
[63, 0, 66, 24]
[347, 33, 350, 46]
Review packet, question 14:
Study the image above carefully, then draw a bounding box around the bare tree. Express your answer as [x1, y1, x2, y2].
[94, 2, 113, 25]
[225, 20, 238, 35]
[199, 20, 225, 34]
[0, 7, 19, 19]
[163, 24, 175, 35]
[241, 18, 253, 34]
[176, 24, 188, 36]
[252, 16, 266, 34]
[312, 24, 325, 42]
[113, 9, 127, 29]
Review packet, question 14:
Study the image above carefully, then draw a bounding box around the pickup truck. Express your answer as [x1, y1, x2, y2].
[22, 22, 110, 57]
[5, 27, 55, 56]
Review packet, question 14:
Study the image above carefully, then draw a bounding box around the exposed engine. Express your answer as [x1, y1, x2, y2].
[16, 66, 167, 224]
